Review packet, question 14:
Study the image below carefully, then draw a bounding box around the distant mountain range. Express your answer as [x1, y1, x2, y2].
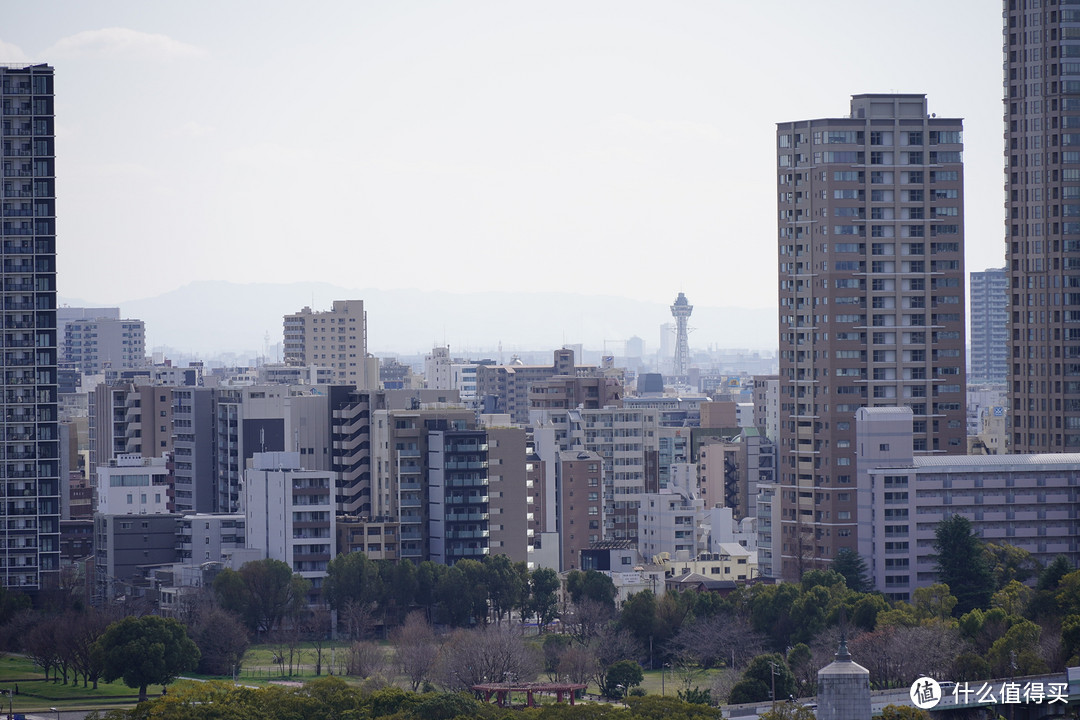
[60, 281, 778, 360]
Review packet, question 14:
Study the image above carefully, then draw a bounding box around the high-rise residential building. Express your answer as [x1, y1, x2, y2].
[283, 300, 371, 388]
[967, 267, 1006, 388]
[969, 268, 1009, 385]
[477, 348, 594, 425]
[63, 317, 146, 375]
[1005, 3, 1080, 452]
[1, 64, 60, 590]
[88, 382, 173, 479]
[243, 451, 335, 601]
[776, 94, 967, 580]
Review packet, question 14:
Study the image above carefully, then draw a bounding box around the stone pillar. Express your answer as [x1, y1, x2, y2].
[816, 638, 871, 720]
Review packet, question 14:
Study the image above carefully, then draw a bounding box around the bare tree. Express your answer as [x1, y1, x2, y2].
[590, 623, 643, 690]
[557, 644, 596, 685]
[672, 614, 766, 670]
[393, 611, 440, 692]
[847, 623, 960, 689]
[437, 625, 541, 691]
[564, 599, 614, 646]
[347, 641, 388, 679]
[306, 606, 333, 676]
[341, 599, 378, 641]
[671, 647, 707, 695]
[710, 667, 739, 705]
[68, 608, 110, 688]
[189, 607, 250, 678]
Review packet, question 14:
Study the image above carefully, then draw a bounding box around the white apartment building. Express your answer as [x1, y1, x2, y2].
[564, 406, 659, 543]
[856, 407, 1080, 601]
[177, 513, 246, 564]
[637, 471, 706, 561]
[63, 317, 146, 375]
[424, 346, 452, 390]
[96, 454, 171, 515]
[243, 452, 336, 594]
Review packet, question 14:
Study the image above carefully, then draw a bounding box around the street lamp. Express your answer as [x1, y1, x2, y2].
[50, 707, 59, 720]
[662, 662, 671, 696]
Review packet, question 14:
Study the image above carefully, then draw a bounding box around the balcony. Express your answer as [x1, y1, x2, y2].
[446, 494, 488, 505]
[445, 529, 489, 540]
[445, 460, 488, 470]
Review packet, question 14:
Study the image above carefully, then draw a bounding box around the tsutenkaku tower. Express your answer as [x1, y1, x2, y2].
[670, 292, 693, 376]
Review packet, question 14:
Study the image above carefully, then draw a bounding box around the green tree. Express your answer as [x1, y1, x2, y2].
[932, 515, 994, 615]
[434, 563, 476, 627]
[1037, 555, 1074, 592]
[990, 580, 1032, 617]
[626, 695, 724, 720]
[984, 543, 1040, 589]
[850, 593, 889, 632]
[729, 654, 795, 704]
[678, 687, 713, 705]
[619, 590, 658, 647]
[799, 569, 846, 592]
[987, 619, 1046, 676]
[879, 704, 931, 720]
[600, 659, 644, 698]
[214, 559, 311, 635]
[911, 583, 958, 622]
[567, 569, 618, 610]
[747, 582, 802, 649]
[951, 651, 991, 682]
[1062, 614, 1080, 663]
[96, 616, 200, 701]
[786, 644, 814, 697]
[323, 551, 382, 613]
[528, 567, 561, 631]
[831, 549, 871, 592]
[485, 554, 526, 625]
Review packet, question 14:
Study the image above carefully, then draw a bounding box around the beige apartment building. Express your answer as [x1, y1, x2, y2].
[776, 94, 967, 580]
[283, 300, 372, 388]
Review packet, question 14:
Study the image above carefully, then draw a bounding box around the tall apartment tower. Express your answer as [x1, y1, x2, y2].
[1005, 3, 1080, 451]
[776, 94, 967, 580]
[283, 300, 369, 387]
[970, 268, 1009, 385]
[0, 64, 61, 590]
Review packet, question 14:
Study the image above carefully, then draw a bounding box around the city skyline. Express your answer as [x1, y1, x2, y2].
[3, 2, 1003, 328]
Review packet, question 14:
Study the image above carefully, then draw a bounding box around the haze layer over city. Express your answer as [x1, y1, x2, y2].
[8, 3, 1080, 720]
[3, 1, 1003, 359]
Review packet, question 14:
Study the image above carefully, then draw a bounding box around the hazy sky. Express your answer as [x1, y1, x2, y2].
[4, 1, 1004, 313]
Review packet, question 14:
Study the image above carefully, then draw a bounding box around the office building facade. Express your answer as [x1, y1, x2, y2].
[776, 94, 967, 579]
[1, 64, 60, 590]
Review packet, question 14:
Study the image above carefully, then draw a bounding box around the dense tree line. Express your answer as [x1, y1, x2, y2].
[1, 512, 1076, 711]
[320, 552, 566, 633]
[89, 678, 726, 720]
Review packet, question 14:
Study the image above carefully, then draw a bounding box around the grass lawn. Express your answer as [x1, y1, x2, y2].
[575, 667, 732, 699]
[0, 655, 157, 713]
